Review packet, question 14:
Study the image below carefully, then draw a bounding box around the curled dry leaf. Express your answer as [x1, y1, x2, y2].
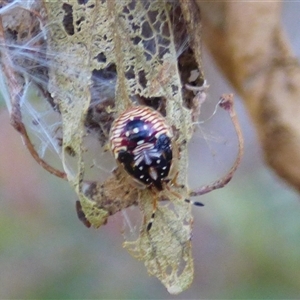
[199, 1, 300, 192]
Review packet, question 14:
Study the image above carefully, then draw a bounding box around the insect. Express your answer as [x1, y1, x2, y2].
[109, 105, 203, 230]
[109, 106, 173, 190]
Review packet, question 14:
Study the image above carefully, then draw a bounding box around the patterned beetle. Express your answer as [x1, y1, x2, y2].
[110, 106, 173, 190]
[109, 105, 177, 230]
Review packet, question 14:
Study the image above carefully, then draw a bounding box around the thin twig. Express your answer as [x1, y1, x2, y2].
[189, 94, 244, 197]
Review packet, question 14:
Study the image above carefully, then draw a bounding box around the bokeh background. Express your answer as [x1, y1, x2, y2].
[0, 2, 300, 299]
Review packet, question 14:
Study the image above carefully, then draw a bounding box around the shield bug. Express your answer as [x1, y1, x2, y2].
[109, 105, 180, 230]
[109, 106, 173, 191]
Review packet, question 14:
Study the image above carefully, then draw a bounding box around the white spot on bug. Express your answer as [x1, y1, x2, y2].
[125, 131, 130, 137]
[161, 172, 164, 176]
[156, 159, 161, 164]
[137, 140, 144, 145]
[162, 166, 167, 170]
[143, 124, 148, 130]
[139, 166, 143, 170]
[140, 175, 144, 179]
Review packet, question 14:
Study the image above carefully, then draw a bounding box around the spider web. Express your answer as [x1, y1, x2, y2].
[0, 0, 205, 294]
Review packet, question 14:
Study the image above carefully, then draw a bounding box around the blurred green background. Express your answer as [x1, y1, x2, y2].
[1, 2, 300, 299]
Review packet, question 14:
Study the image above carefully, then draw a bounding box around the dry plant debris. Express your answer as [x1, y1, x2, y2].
[199, 1, 300, 192]
[0, 0, 243, 294]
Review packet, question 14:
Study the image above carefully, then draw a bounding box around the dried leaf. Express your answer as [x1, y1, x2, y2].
[1, 0, 207, 294]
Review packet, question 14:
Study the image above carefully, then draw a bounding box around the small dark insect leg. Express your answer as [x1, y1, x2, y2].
[147, 193, 158, 231]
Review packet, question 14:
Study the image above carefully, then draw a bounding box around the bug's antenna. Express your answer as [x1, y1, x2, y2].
[189, 94, 244, 197]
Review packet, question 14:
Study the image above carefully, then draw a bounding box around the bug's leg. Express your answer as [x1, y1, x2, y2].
[168, 171, 184, 188]
[189, 94, 244, 198]
[147, 192, 158, 231]
[167, 172, 204, 206]
[103, 143, 110, 152]
[165, 180, 205, 207]
[184, 198, 204, 206]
